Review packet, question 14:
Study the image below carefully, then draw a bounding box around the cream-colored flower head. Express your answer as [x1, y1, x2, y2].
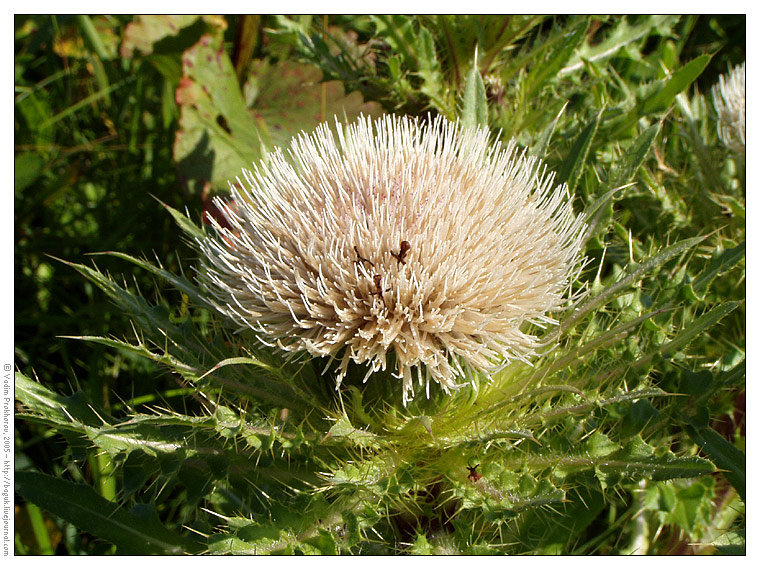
[199, 115, 586, 403]
[712, 62, 745, 154]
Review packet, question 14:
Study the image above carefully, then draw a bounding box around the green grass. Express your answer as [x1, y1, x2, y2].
[14, 15, 744, 555]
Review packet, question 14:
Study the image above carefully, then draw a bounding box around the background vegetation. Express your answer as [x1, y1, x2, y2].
[15, 15, 744, 555]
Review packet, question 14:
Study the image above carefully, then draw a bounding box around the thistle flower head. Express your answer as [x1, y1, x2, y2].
[712, 62, 745, 154]
[199, 115, 586, 403]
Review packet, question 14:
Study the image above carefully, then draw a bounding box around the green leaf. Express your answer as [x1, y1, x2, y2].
[25, 502, 55, 554]
[123, 15, 226, 67]
[174, 33, 265, 196]
[40, 79, 131, 129]
[370, 15, 418, 69]
[585, 432, 619, 458]
[712, 530, 745, 555]
[663, 478, 715, 535]
[121, 15, 207, 57]
[661, 302, 739, 357]
[600, 435, 714, 482]
[329, 455, 391, 488]
[303, 529, 339, 555]
[213, 405, 244, 439]
[15, 471, 191, 554]
[90, 249, 214, 312]
[718, 195, 745, 221]
[532, 101, 567, 159]
[641, 54, 712, 114]
[85, 423, 189, 459]
[244, 59, 382, 152]
[560, 235, 706, 335]
[122, 451, 157, 496]
[410, 532, 434, 555]
[560, 16, 679, 77]
[15, 372, 110, 428]
[16, 89, 54, 146]
[683, 421, 745, 502]
[689, 241, 745, 298]
[58, 335, 196, 379]
[611, 122, 662, 187]
[557, 107, 603, 191]
[55, 258, 189, 345]
[524, 19, 587, 97]
[325, 415, 379, 448]
[159, 199, 206, 241]
[416, 27, 448, 114]
[620, 399, 660, 438]
[76, 15, 111, 61]
[460, 47, 488, 129]
[14, 152, 44, 194]
[511, 475, 605, 554]
[208, 529, 288, 555]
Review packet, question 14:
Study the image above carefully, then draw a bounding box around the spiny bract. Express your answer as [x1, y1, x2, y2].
[198, 115, 587, 403]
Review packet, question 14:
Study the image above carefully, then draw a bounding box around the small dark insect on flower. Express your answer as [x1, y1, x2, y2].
[467, 464, 482, 483]
[353, 246, 375, 268]
[391, 240, 411, 266]
[370, 274, 391, 306]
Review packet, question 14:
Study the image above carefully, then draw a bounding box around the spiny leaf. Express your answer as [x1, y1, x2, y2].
[687, 241, 745, 299]
[55, 257, 189, 344]
[514, 478, 606, 554]
[595, 454, 714, 482]
[682, 420, 745, 502]
[15, 372, 110, 428]
[557, 107, 603, 192]
[559, 235, 706, 335]
[560, 16, 680, 76]
[328, 454, 394, 488]
[582, 182, 632, 221]
[440, 428, 536, 449]
[159, 199, 207, 241]
[524, 19, 587, 97]
[611, 122, 662, 187]
[532, 101, 567, 159]
[641, 54, 712, 114]
[661, 302, 740, 357]
[416, 26, 449, 114]
[325, 415, 379, 447]
[84, 424, 189, 458]
[59, 335, 198, 377]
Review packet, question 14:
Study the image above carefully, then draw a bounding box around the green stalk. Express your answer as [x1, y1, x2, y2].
[26, 502, 55, 555]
